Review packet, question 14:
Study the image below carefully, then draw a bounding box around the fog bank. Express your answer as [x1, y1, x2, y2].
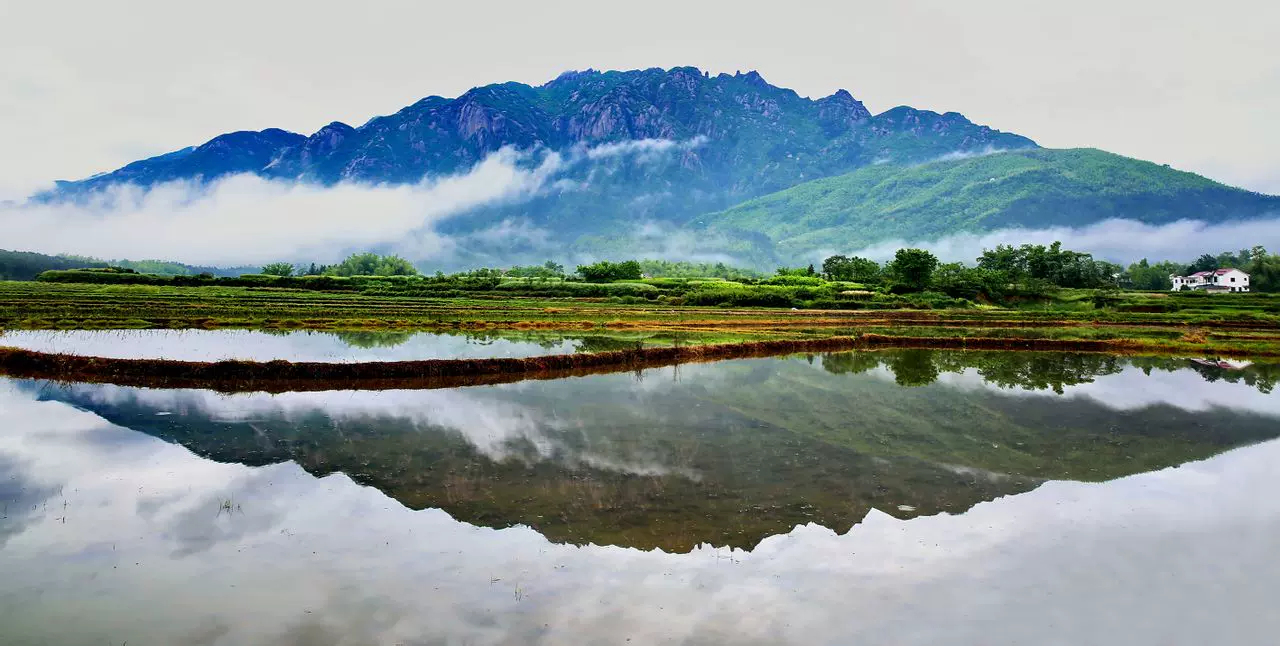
[835, 218, 1280, 265]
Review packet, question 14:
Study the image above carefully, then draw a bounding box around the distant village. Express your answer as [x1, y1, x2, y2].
[1170, 268, 1250, 293]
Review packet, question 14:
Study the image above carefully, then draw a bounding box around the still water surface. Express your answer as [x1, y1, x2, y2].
[1, 350, 1277, 644]
[0, 328, 686, 362]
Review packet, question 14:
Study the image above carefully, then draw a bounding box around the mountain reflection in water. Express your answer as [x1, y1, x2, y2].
[12, 350, 1279, 552]
[2, 351, 1278, 644]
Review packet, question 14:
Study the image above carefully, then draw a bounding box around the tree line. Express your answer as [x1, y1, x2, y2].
[1125, 246, 1279, 292]
[260, 253, 419, 278]
[816, 242, 1121, 297]
[258, 256, 763, 283]
[0, 249, 241, 282]
[816, 243, 1280, 294]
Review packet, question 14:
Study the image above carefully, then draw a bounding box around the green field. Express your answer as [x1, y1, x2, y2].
[2, 280, 1279, 357]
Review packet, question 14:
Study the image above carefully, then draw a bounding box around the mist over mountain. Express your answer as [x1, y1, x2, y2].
[698, 148, 1280, 260]
[35, 66, 1279, 267]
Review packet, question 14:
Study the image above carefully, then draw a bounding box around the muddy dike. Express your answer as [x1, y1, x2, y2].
[0, 334, 1255, 393]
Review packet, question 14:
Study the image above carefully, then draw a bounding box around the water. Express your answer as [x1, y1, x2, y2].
[0, 328, 690, 362]
[1, 350, 1277, 644]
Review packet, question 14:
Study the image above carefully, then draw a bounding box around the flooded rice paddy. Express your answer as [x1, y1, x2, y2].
[1, 348, 1278, 644]
[0, 328, 696, 363]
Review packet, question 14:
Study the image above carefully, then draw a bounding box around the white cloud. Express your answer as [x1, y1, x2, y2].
[582, 135, 708, 164]
[860, 364, 1280, 418]
[0, 147, 559, 266]
[836, 217, 1280, 265]
[925, 145, 1008, 164]
[0, 139, 705, 266]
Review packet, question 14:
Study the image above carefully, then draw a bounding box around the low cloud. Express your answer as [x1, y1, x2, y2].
[833, 218, 1280, 265]
[0, 138, 705, 267]
[582, 135, 708, 164]
[621, 220, 754, 265]
[926, 145, 1008, 164]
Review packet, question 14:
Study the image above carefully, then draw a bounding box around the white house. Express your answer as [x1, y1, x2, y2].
[1170, 268, 1250, 292]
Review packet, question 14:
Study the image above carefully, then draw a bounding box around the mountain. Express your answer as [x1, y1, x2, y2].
[694, 148, 1280, 257]
[57, 129, 306, 195]
[45, 68, 1033, 239]
[55, 68, 1032, 194]
[37, 67, 1279, 267]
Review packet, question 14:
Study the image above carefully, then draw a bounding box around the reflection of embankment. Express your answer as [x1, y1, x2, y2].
[4, 334, 1272, 393]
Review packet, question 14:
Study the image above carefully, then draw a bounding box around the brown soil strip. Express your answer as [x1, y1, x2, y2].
[3, 334, 1273, 394]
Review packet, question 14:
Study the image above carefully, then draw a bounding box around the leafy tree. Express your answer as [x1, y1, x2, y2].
[1186, 254, 1220, 274]
[977, 241, 1111, 288]
[506, 262, 565, 279]
[1246, 248, 1280, 292]
[1125, 259, 1183, 290]
[822, 255, 881, 283]
[260, 262, 295, 277]
[887, 248, 939, 292]
[775, 265, 817, 277]
[325, 253, 419, 277]
[576, 260, 643, 282]
[636, 260, 761, 280]
[1212, 248, 1255, 269]
[930, 262, 1008, 299]
[975, 244, 1024, 277]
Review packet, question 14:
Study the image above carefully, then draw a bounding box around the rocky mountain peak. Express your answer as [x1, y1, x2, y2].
[816, 89, 871, 134]
[735, 70, 769, 87]
[300, 122, 355, 159]
[49, 66, 1037, 206]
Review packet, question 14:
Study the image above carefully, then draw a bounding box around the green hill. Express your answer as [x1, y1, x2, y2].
[695, 148, 1280, 257]
[0, 249, 246, 281]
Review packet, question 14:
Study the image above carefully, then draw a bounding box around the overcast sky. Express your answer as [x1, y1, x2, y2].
[2, 0, 1276, 200]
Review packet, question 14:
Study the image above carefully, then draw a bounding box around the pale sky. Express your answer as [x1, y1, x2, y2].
[2, 0, 1277, 201]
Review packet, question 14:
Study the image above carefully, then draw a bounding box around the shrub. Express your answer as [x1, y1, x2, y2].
[577, 260, 643, 282]
[762, 275, 827, 287]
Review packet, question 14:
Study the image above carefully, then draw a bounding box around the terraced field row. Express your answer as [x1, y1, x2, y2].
[2, 282, 1279, 357]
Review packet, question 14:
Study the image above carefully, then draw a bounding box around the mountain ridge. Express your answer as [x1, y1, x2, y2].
[31, 66, 1280, 268]
[696, 148, 1280, 258]
[48, 66, 1034, 197]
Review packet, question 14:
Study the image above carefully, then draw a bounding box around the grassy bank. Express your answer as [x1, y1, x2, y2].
[2, 280, 1279, 359]
[3, 280, 1279, 327]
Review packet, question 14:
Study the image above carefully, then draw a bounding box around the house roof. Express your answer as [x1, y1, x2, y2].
[1187, 268, 1245, 278]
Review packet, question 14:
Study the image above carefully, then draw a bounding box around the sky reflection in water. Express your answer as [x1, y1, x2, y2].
[0, 351, 1277, 645]
[0, 328, 680, 362]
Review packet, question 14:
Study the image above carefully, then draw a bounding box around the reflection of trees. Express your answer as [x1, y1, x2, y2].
[820, 350, 1276, 394]
[885, 350, 940, 387]
[965, 353, 1123, 394]
[328, 329, 710, 355]
[331, 331, 414, 349]
[574, 336, 647, 354]
[1132, 356, 1277, 395]
[820, 352, 881, 376]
